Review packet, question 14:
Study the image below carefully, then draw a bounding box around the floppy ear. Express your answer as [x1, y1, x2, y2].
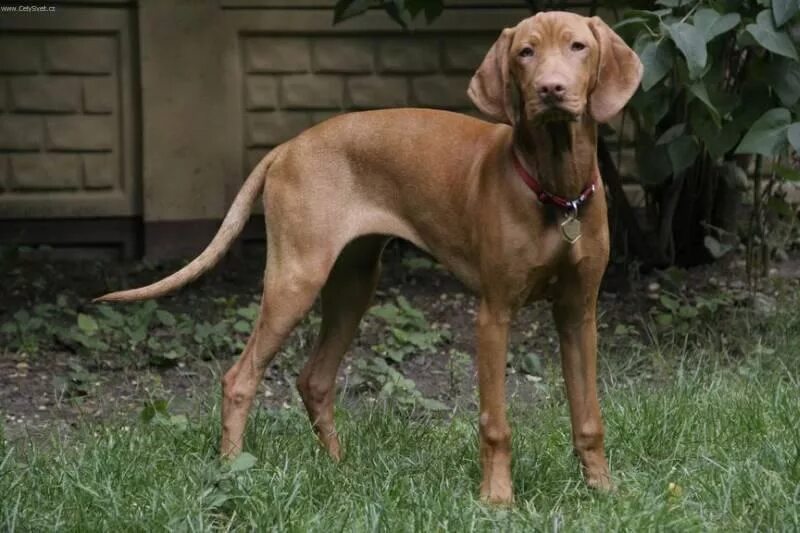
[468, 27, 516, 124]
[587, 16, 643, 123]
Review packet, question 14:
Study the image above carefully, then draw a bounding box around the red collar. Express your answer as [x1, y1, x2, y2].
[511, 150, 598, 211]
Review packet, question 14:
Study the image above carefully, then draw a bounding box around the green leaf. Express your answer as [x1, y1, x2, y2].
[636, 136, 673, 185]
[333, 0, 374, 24]
[77, 313, 99, 336]
[660, 295, 679, 311]
[233, 320, 251, 333]
[775, 164, 800, 181]
[418, 397, 449, 411]
[746, 10, 799, 60]
[516, 352, 542, 376]
[630, 86, 671, 130]
[205, 491, 233, 509]
[151, 350, 183, 366]
[657, 123, 687, 145]
[735, 107, 792, 155]
[656, 313, 673, 326]
[691, 112, 741, 158]
[614, 16, 656, 31]
[656, 0, 698, 7]
[767, 196, 796, 218]
[731, 84, 774, 132]
[420, 0, 443, 23]
[667, 135, 700, 174]
[769, 58, 800, 107]
[370, 303, 401, 323]
[772, 0, 800, 27]
[140, 399, 169, 423]
[788, 123, 800, 151]
[665, 22, 708, 79]
[704, 235, 733, 259]
[639, 40, 673, 91]
[693, 9, 740, 42]
[623, 9, 673, 20]
[155, 309, 176, 327]
[236, 304, 259, 320]
[228, 452, 257, 473]
[687, 81, 720, 126]
[384, 0, 412, 28]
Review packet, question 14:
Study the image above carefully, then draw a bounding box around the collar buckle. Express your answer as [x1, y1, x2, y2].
[511, 151, 598, 212]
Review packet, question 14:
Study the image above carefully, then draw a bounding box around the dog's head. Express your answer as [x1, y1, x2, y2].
[468, 11, 642, 125]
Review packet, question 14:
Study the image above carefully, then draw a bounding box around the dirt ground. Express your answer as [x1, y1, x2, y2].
[1, 240, 797, 442]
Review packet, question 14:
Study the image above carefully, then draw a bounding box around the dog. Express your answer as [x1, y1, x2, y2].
[97, 11, 642, 504]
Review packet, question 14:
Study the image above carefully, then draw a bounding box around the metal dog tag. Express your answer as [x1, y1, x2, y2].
[560, 215, 582, 244]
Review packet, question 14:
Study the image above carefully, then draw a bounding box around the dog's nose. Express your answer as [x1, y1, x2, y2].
[537, 80, 566, 102]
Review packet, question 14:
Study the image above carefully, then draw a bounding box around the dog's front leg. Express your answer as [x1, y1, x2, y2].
[552, 280, 612, 491]
[476, 299, 514, 505]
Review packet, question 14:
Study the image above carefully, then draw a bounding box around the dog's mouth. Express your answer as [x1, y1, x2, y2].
[525, 100, 582, 124]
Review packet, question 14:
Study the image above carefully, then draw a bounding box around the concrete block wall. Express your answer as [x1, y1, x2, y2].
[0, 34, 118, 192]
[0, 6, 137, 224]
[241, 33, 494, 168]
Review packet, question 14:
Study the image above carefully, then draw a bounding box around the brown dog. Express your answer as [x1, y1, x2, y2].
[97, 11, 642, 504]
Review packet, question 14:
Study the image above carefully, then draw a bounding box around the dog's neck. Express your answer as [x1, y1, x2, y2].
[512, 115, 597, 200]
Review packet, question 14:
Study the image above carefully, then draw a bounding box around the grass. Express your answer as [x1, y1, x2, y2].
[2, 255, 799, 531]
[1, 355, 798, 532]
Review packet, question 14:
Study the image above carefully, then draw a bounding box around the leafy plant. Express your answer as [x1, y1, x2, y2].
[614, 0, 800, 274]
[0, 295, 262, 368]
[507, 350, 543, 376]
[53, 359, 96, 399]
[1, 298, 71, 355]
[347, 296, 451, 410]
[349, 356, 449, 410]
[140, 399, 189, 432]
[647, 267, 738, 335]
[200, 452, 257, 513]
[334, 0, 444, 28]
[368, 295, 449, 363]
[446, 349, 472, 396]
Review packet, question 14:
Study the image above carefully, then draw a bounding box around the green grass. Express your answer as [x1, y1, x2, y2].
[1, 359, 798, 532]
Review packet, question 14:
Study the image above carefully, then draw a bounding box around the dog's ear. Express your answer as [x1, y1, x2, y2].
[587, 16, 643, 123]
[468, 27, 516, 124]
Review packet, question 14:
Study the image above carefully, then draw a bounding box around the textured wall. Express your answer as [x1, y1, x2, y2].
[0, 7, 138, 218]
[241, 33, 495, 169]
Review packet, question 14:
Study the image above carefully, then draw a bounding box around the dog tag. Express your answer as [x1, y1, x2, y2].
[560, 215, 582, 244]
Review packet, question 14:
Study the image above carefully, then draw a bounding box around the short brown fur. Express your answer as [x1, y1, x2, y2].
[97, 12, 642, 504]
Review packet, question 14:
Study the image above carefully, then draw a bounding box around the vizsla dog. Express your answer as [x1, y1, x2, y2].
[97, 12, 642, 504]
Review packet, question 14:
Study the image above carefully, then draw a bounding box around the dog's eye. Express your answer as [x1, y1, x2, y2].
[571, 42, 586, 52]
[519, 46, 534, 58]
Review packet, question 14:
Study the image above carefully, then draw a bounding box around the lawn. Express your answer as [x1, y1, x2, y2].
[2, 348, 799, 531]
[1, 247, 799, 531]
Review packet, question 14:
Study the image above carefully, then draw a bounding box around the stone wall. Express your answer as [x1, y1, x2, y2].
[0, 6, 137, 221]
[241, 33, 495, 169]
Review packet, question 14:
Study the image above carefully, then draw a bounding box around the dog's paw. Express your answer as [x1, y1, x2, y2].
[480, 479, 514, 506]
[585, 471, 616, 493]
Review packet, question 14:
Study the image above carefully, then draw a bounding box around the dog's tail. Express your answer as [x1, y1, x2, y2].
[94, 151, 276, 303]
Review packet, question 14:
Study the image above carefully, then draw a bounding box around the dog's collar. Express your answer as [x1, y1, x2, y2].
[511, 150, 597, 212]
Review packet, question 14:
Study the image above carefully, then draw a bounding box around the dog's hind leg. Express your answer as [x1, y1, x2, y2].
[296, 235, 388, 460]
[220, 243, 335, 458]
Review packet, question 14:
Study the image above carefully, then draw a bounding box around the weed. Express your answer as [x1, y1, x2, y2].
[368, 295, 449, 363]
[0, 297, 261, 367]
[348, 356, 448, 411]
